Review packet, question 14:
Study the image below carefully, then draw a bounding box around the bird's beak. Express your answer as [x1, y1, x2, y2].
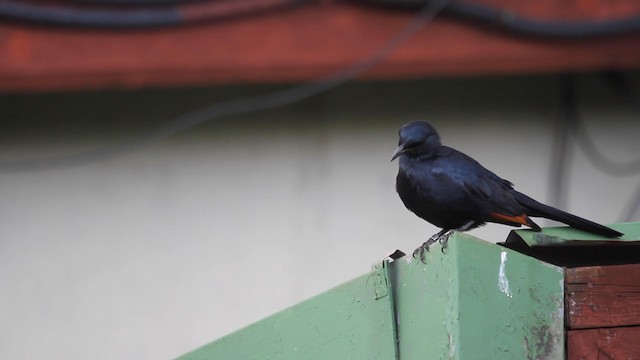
[390, 144, 405, 162]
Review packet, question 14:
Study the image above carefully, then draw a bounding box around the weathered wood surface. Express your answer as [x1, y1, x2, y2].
[566, 264, 640, 329]
[567, 327, 640, 360]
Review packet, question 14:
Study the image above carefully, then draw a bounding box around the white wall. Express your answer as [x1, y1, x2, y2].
[0, 74, 638, 359]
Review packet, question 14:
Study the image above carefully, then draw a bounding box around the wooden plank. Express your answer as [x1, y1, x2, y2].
[179, 232, 566, 360]
[2, 1, 640, 92]
[567, 327, 640, 360]
[566, 264, 640, 329]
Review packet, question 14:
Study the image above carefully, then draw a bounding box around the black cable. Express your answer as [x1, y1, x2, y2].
[601, 71, 640, 222]
[448, 1, 640, 38]
[360, 0, 640, 38]
[563, 72, 640, 222]
[571, 120, 640, 177]
[0, 0, 309, 28]
[551, 74, 640, 222]
[0, 0, 451, 172]
[569, 74, 640, 177]
[603, 71, 640, 115]
[0, 1, 182, 27]
[69, 0, 208, 5]
[3, 0, 640, 36]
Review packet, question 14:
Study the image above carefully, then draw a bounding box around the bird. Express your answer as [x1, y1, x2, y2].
[391, 120, 623, 261]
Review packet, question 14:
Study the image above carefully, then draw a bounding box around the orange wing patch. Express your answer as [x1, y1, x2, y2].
[489, 212, 531, 226]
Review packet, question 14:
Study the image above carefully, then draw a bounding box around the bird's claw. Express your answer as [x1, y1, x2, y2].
[412, 236, 439, 264]
[439, 234, 451, 254]
[413, 231, 453, 262]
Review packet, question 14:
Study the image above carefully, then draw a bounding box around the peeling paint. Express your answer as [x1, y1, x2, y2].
[448, 332, 456, 358]
[498, 251, 513, 298]
[532, 233, 566, 245]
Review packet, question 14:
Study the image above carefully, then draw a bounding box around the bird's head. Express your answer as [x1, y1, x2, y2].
[391, 121, 442, 161]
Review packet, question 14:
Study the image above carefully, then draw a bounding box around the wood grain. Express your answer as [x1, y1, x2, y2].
[566, 264, 640, 329]
[567, 327, 640, 360]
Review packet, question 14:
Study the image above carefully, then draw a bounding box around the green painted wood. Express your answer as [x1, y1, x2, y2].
[177, 232, 565, 359]
[177, 272, 397, 360]
[513, 222, 640, 246]
[389, 232, 565, 359]
[457, 235, 564, 359]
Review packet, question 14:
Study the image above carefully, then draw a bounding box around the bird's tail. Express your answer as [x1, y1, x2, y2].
[512, 191, 623, 238]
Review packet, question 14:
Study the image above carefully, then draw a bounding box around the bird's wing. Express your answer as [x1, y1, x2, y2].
[433, 148, 538, 228]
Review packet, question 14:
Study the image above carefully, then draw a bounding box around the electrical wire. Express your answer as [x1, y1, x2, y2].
[361, 0, 640, 38]
[0, 0, 452, 172]
[549, 74, 640, 222]
[570, 74, 640, 177]
[604, 71, 640, 115]
[600, 71, 640, 222]
[3, 0, 640, 36]
[571, 120, 640, 177]
[0, 0, 309, 28]
[69, 0, 208, 5]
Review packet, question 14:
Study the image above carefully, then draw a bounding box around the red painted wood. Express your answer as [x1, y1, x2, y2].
[567, 327, 640, 360]
[566, 264, 640, 329]
[1, 1, 640, 92]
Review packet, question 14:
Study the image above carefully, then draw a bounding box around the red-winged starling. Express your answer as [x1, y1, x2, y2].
[391, 120, 623, 261]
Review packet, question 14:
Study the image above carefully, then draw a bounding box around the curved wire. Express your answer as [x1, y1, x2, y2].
[0, 0, 308, 28]
[549, 74, 640, 222]
[603, 72, 640, 221]
[3, 0, 640, 36]
[570, 73, 640, 177]
[0, 0, 451, 172]
[572, 119, 640, 177]
[448, 1, 640, 37]
[69, 0, 208, 5]
[361, 0, 640, 38]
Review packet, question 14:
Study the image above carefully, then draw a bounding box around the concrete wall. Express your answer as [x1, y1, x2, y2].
[1, 73, 638, 359]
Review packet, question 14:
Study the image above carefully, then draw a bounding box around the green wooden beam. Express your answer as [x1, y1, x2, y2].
[178, 270, 397, 360]
[177, 232, 566, 359]
[390, 233, 564, 359]
[513, 222, 640, 246]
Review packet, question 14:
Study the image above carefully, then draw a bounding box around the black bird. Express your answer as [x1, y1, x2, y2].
[391, 121, 623, 260]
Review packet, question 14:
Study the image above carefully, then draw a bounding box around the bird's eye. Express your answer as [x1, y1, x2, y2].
[404, 141, 419, 149]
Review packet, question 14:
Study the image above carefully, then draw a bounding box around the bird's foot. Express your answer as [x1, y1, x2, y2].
[438, 230, 454, 254]
[412, 237, 437, 263]
[412, 230, 452, 263]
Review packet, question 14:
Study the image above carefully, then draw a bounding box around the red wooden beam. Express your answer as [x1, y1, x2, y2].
[1, 1, 640, 92]
[566, 264, 640, 329]
[567, 327, 640, 360]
